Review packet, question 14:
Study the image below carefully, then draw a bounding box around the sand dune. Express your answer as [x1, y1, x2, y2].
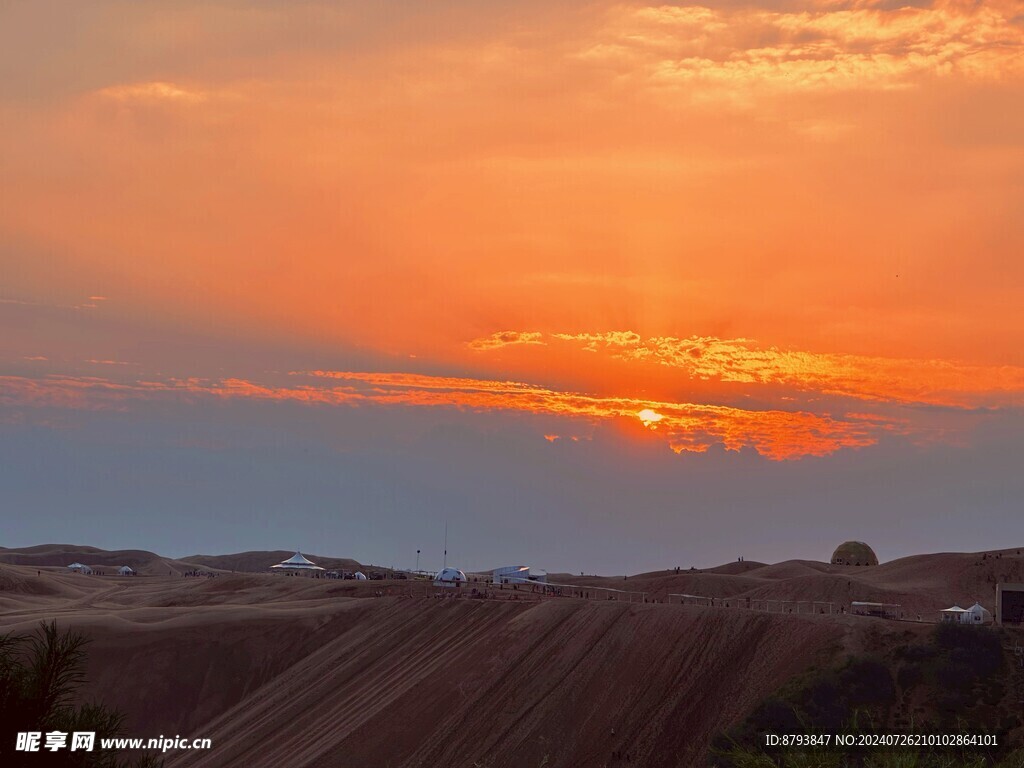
[1, 545, 1022, 766]
[166, 601, 876, 768]
[0, 544, 212, 576]
[0, 569, 878, 768]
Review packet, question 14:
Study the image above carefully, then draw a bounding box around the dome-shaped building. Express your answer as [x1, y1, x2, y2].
[831, 541, 878, 566]
[434, 567, 467, 588]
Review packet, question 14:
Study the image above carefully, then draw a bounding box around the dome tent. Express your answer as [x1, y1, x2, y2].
[831, 541, 878, 567]
[434, 567, 467, 588]
[354, 571, 368, 580]
[966, 602, 992, 624]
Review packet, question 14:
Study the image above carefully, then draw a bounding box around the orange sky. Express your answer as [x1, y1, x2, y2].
[2, 0, 1024, 461]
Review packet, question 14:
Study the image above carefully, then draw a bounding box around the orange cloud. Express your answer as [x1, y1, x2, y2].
[96, 81, 209, 104]
[586, 0, 1024, 99]
[473, 331, 1024, 409]
[466, 331, 546, 351]
[0, 370, 887, 460]
[2, 0, 1022, 411]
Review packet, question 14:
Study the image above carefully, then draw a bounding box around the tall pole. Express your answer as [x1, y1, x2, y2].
[416, 549, 420, 573]
[443, 521, 448, 569]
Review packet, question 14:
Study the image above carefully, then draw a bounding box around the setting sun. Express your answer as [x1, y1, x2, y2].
[637, 409, 664, 428]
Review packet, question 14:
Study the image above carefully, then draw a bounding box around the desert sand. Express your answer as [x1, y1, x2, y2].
[1, 545, 1022, 767]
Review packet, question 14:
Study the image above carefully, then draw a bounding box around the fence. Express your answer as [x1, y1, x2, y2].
[668, 593, 836, 615]
[397, 581, 902, 619]
[395, 580, 648, 602]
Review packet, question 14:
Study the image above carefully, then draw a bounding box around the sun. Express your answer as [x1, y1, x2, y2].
[637, 408, 664, 428]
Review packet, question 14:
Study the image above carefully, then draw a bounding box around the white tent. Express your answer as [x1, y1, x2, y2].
[940, 605, 969, 623]
[117, 565, 135, 576]
[354, 571, 368, 580]
[270, 552, 325, 573]
[966, 602, 993, 624]
[67, 562, 92, 574]
[434, 567, 467, 588]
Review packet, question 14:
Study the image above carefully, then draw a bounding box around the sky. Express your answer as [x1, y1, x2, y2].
[1, 0, 1023, 574]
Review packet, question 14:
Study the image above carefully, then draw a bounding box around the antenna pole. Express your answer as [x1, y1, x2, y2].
[444, 521, 448, 569]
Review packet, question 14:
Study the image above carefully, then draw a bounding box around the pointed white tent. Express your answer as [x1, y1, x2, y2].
[67, 562, 92, 574]
[270, 552, 325, 573]
[353, 571, 368, 580]
[118, 565, 135, 576]
[434, 567, 467, 588]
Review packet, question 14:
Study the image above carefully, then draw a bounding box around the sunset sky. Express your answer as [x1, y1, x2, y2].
[2, 0, 1023, 572]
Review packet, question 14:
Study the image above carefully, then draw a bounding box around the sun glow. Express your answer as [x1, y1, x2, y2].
[637, 409, 664, 428]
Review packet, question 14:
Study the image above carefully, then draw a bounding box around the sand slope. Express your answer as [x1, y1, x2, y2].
[0, 562, 910, 768]
[2, 545, 1023, 767]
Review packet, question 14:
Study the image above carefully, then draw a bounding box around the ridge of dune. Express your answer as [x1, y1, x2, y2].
[3, 545, 1024, 766]
[0, 546, 206, 576]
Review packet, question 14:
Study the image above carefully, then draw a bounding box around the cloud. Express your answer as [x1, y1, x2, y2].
[551, 331, 644, 351]
[0, 370, 892, 461]
[95, 81, 208, 104]
[582, 0, 1024, 100]
[466, 330, 546, 351]
[470, 330, 1024, 408]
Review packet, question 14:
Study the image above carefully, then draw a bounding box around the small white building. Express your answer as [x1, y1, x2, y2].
[434, 567, 467, 588]
[67, 562, 92, 575]
[493, 565, 547, 585]
[117, 565, 136, 576]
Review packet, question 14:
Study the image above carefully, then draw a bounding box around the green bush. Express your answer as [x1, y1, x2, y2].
[0, 621, 161, 768]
